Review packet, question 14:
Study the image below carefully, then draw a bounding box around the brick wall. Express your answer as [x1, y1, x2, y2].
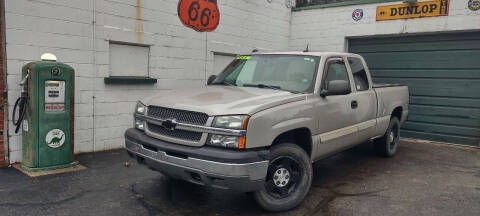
[0, 0, 7, 167]
[4, 0, 291, 163]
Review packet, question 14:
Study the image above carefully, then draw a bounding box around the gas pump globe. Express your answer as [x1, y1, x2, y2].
[13, 53, 75, 171]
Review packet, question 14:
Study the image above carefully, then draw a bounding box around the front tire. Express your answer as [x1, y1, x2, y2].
[374, 116, 400, 157]
[253, 143, 312, 212]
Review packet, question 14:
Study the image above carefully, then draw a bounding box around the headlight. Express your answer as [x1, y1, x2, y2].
[209, 115, 249, 149]
[213, 115, 249, 129]
[208, 135, 246, 149]
[135, 101, 146, 115]
[134, 101, 146, 131]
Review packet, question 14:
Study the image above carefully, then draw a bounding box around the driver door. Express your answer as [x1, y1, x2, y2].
[314, 57, 358, 158]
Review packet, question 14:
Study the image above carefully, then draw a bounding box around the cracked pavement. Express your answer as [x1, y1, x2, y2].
[0, 140, 479, 216]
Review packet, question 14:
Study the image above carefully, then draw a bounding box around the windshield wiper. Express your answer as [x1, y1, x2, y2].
[243, 83, 303, 94]
[211, 81, 237, 86]
[243, 83, 281, 90]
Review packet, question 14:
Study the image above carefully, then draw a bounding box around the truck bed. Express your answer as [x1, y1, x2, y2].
[373, 84, 409, 120]
[371, 84, 409, 138]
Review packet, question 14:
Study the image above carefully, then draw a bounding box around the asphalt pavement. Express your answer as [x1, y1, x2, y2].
[0, 140, 479, 216]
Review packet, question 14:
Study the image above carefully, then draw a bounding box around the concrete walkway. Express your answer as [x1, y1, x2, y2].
[0, 140, 479, 216]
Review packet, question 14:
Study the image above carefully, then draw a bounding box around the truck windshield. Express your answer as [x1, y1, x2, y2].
[211, 55, 320, 93]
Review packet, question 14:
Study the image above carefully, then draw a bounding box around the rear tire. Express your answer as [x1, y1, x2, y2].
[374, 117, 400, 157]
[253, 143, 312, 212]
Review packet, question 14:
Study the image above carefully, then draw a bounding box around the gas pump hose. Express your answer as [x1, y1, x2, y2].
[12, 94, 27, 134]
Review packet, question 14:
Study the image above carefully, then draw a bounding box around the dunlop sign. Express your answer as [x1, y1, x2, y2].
[376, 0, 450, 21]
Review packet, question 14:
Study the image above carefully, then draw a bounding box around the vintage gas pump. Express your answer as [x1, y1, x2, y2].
[13, 53, 75, 171]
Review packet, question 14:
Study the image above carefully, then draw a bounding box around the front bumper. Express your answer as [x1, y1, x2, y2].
[125, 128, 269, 192]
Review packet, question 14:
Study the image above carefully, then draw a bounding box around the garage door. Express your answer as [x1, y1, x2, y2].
[349, 32, 480, 146]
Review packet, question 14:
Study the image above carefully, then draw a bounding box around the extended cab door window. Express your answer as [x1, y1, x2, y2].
[348, 57, 370, 91]
[323, 59, 350, 90]
[348, 57, 377, 142]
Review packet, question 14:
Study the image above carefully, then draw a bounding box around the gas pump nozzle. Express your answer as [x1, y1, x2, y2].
[19, 71, 30, 93]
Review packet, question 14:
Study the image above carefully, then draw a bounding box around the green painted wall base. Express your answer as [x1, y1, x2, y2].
[21, 161, 77, 172]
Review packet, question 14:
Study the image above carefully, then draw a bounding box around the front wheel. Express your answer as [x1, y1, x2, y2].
[253, 143, 312, 212]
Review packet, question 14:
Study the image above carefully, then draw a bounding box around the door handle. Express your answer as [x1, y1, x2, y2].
[351, 100, 358, 109]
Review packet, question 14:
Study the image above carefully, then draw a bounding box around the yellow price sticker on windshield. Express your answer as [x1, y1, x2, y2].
[236, 56, 251, 60]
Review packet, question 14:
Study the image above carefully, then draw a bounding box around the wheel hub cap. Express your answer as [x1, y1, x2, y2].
[388, 131, 395, 144]
[273, 168, 290, 187]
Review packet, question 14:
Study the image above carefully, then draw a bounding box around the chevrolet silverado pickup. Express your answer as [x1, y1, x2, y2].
[125, 52, 409, 211]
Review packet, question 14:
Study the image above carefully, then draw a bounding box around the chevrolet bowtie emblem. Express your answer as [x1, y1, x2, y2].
[162, 119, 177, 130]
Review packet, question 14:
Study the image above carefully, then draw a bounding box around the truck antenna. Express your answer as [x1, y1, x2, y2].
[303, 44, 309, 52]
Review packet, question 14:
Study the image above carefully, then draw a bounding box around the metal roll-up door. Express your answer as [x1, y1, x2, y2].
[349, 32, 480, 146]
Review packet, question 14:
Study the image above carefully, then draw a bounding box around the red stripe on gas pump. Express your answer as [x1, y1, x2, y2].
[45, 103, 65, 112]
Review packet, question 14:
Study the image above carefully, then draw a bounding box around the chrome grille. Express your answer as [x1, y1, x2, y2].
[145, 106, 209, 145]
[147, 123, 202, 142]
[147, 106, 209, 125]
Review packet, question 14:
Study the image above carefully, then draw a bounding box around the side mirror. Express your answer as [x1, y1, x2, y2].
[207, 75, 217, 85]
[320, 80, 351, 97]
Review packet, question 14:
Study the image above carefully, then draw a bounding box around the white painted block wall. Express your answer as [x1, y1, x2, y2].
[290, 0, 480, 51]
[5, 0, 292, 163]
[6, 0, 479, 163]
[289, 0, 480, 51]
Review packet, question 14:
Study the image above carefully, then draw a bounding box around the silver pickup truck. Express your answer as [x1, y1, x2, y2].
[125, 52, 409, 211]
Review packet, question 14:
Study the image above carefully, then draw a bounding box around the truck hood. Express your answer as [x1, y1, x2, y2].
[142, 86, 306, 116]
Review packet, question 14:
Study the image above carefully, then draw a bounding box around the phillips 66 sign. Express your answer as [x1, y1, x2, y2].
[178, 0, 220, 32]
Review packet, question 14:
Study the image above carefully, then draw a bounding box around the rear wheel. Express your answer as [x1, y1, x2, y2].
[253, 143, 312, 212]
[374, 117, 400, 157]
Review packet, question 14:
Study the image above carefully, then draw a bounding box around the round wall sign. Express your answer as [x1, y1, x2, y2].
[46, 129, 66, 148]
[468, 0, 480, 11]
[352, 9, 364, 21]
[178, 0, 220, 32]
